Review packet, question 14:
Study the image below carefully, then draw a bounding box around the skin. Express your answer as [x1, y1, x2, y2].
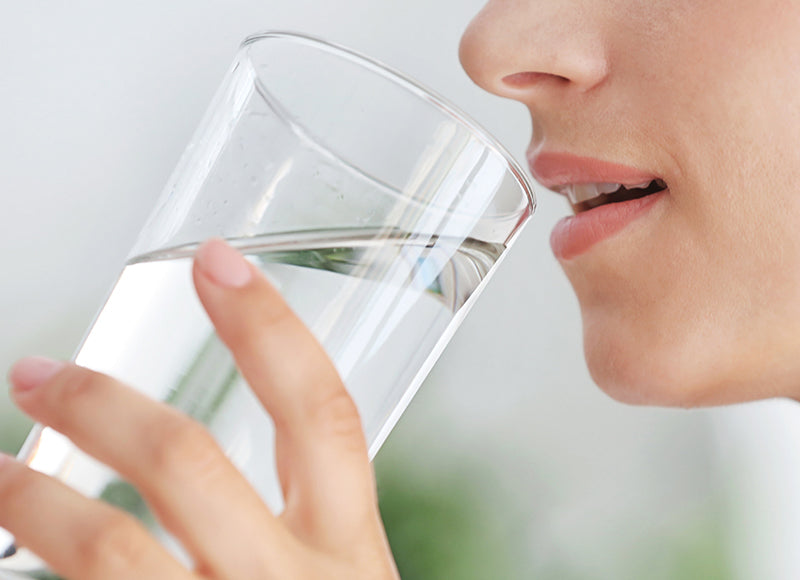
[2, 240, 399, 579]
[461, 0, 800, 407]
[3, 0, 800, 576]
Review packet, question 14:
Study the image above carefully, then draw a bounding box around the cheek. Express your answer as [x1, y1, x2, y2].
[541, 0, 800, 405]
[561, 191, 800, 407]
[564, 232, 718, 406]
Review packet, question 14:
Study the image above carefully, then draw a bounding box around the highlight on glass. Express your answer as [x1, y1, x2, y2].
[0, 31, 534, 577]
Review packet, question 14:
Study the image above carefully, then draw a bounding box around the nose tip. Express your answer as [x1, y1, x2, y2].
[459, 4, 609, 102]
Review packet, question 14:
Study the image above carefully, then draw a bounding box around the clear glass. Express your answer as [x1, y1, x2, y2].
[0, 31, 534, 578]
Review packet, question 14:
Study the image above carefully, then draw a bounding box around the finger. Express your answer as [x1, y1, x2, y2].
[192, 239, 383, 549]
[0, 454, 191, 580]
[9, 357, 290, 578]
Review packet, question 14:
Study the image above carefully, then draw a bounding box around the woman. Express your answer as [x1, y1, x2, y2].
[3, 0, 800, 577]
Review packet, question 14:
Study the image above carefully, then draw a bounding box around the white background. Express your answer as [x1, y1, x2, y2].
[2, 1, 800, 577]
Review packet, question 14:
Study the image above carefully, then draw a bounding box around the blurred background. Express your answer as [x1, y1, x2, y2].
[3, 1, 800, 578]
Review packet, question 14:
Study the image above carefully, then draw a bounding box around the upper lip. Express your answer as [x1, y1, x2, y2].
[527, 150, 660, 192]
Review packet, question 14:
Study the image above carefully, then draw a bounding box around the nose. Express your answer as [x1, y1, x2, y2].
[459, 1, 609, 103]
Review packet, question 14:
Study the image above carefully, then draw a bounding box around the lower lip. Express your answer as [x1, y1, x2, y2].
[550, 191, 665, 260]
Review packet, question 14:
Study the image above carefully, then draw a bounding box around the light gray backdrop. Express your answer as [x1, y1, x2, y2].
[2, 2, 800, 578]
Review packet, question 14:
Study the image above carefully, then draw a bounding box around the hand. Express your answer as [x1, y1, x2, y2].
[1, 238, 400, 580]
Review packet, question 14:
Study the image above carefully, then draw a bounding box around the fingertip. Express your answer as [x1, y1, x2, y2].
[8, 357, 66, 394]
[194, 238, 253, 289]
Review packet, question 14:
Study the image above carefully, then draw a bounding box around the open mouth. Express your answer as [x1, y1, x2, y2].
[555, 179, 668, 212]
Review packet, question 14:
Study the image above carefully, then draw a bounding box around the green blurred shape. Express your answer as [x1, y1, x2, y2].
[628, 501, 734, 580]
[376, 459, 520, 580]
[99, 479, 155, 526]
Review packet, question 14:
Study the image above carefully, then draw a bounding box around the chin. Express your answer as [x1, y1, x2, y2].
[579, 316, 739, 409]
[584, 349, 697, 408]
[583, 340, 687, 408]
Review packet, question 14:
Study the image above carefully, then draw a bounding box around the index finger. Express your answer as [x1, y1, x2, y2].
[192, 239, 383, 550]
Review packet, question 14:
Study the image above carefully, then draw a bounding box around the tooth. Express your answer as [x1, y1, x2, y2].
[597, 182, 622, 194]
[566, 184, 596, 204]
[560, 178, 668, 205]
[565, 182, 621, 204]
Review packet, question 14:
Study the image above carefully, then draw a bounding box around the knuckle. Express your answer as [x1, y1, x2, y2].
[0, 462, 34, 510]
[253, 282, 296, 328]
[228, 288, 295, 346]
[147, 412, 224, 478]
[78, 511, 149, 574]
[54, 367, 105, 409]
[307, 388, 364, 445]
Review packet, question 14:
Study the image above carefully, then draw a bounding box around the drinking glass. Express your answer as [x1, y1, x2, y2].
[0, 31, 534, 577]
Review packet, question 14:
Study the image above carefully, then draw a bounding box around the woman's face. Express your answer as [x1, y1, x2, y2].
[460, 0, 800, 406]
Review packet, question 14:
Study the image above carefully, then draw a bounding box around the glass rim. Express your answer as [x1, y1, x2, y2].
[240, 30, 536, 215]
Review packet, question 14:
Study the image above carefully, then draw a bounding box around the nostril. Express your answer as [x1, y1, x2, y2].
[502, 71, 570, 88]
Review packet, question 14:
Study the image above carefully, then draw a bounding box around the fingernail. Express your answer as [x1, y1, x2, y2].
[8, 357, 66, 392]
[195, 238, 253, 288]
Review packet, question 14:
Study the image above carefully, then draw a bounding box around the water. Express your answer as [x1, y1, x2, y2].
[1, 227, 503, 577]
